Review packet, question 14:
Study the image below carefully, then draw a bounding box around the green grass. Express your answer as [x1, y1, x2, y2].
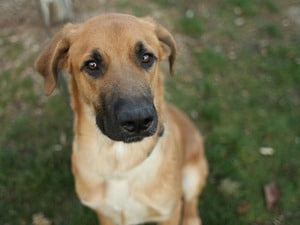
[168, 0, 300, 224]
[178, 14, 203, 37]
[1, 0, 300, 224]
[260, 23, 283, 38]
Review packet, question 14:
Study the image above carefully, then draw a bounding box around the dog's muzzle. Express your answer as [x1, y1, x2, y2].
[96, 96, 158, 143]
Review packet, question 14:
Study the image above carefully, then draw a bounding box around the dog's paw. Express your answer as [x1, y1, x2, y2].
[182, 216, 202, 225]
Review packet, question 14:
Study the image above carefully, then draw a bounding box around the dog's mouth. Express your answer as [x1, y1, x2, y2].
[123, 135, 145, 143]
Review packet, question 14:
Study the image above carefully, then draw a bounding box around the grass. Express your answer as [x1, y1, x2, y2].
[1, 0, 300, 224]
[177, 11, 204, 37]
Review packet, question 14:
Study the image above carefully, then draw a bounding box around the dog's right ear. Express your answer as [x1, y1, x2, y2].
[35, 23, 77, 96]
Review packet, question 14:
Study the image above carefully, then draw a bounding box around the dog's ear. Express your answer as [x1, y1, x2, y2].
[35, 23, 77, 96]
[155, 23, 177, 75]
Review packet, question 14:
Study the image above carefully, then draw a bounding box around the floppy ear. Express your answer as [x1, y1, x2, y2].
[155, 23, 177, 75]
[35, 23, 77, 95]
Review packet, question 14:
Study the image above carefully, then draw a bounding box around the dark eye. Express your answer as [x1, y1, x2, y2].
[141, 53, 155, 69]
[83, 60, 102, 77]
[142, 54, 151, 63]
[87, 61, 98, 70]
[81, 49, 105, 78]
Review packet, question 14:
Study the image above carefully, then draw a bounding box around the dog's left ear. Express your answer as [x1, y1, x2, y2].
[142, 17, 176, 75]
[155, 23, 177, 75]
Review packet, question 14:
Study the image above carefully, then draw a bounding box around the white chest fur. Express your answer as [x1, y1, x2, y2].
[75, 136, 174, 225]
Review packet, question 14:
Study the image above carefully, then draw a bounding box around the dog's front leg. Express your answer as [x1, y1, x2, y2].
[97, 212, 115, 225]
[182, 198, 202, 225]
[159, 199, 182, 225]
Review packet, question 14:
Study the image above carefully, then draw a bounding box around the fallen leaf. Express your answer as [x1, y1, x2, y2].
[260, 147, 274, 156]
[32, 213, 52, 225]
[219, 178, 240, 195]
[236, 201, 251, 214]
[264, 182, 281, 210]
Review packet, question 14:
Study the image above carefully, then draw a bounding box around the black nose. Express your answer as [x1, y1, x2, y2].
[96, 95, 158, 143]
[120, 113, 154, 134]
[115, 98, 157, 138]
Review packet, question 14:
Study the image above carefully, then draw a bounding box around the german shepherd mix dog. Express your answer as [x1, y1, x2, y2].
[35, 13, 208, 225]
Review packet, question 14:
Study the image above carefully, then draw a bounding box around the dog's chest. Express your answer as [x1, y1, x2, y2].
[98, 178, 162, 225]
[77, 139, 173, 224]
[104, 179, 129, 212]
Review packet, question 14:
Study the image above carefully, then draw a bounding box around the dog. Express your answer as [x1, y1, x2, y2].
[35, 13, 208, 225]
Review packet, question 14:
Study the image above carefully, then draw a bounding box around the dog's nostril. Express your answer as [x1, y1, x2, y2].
[120, 116, 154, 134]
[143, 117, 153, 129]
[121, 121, 136, 133]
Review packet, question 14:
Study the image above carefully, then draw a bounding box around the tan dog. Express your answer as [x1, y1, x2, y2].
[35, 13, 208, 225]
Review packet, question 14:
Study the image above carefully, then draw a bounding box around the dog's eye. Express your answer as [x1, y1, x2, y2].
[142, 54, 151, 64]
[83, 60, 103, 78]
[87, 61, 98, 70]
[81, 49, 106, 78]
[141, 53, 155, 69]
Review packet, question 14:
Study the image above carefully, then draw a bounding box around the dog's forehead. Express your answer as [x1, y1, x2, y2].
[84, 13, 152, 29]
[74, 14, 158, 51]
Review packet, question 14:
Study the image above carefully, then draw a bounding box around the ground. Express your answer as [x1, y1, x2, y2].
[0, 0, 300, 224]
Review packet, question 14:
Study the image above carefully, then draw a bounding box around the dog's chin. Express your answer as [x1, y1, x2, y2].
[103, 132, 149, 143]
[104, 131, 152, 143]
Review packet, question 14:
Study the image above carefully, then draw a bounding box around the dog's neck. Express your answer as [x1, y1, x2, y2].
[145, 124, 165, 158]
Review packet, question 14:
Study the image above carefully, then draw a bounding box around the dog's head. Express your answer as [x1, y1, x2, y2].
[35, 13, 176, 143]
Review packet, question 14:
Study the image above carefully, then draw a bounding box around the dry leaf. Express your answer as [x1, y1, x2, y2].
[264, 182, 281, 210]
[260, 147, 274, 156]
[236, 202, 251, 214]
[219, 178, 240, 195]
[32, 213, 52, 225]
